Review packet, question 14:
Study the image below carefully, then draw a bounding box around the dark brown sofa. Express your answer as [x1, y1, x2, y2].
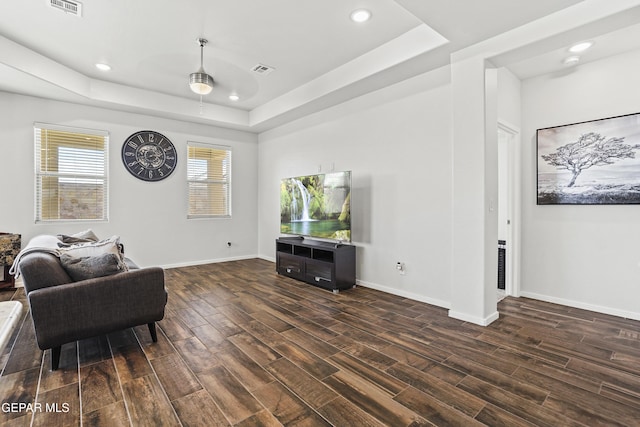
[17, 236, 167, 370]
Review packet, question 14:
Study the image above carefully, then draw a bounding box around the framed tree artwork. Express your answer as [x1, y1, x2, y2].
[537, 112, 640, 204]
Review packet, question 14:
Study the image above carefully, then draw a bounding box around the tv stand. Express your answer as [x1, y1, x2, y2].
[276, 238, 356, 293]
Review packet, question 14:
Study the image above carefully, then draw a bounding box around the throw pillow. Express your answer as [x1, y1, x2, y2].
[57, 229, 100, 244]
[58, 235, 128, 272]
[60, 253, 126, 281]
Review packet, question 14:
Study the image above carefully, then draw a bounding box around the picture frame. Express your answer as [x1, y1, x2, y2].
[537, 112, 640, 205]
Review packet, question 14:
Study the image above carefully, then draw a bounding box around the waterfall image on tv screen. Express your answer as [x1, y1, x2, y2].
[280, 171, 351, 241]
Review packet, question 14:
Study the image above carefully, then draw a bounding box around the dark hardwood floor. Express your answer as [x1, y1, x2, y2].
[1, 258, 640, 426]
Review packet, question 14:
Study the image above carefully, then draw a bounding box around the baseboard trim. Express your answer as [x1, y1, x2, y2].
[258, 255, 276, 263]
[448, 309, 500, 326]
[356, 279, 451, 310]
[159, 254, 259, 270]
[520, 291, 640, 322]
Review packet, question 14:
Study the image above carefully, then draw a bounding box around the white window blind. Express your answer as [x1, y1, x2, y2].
[187, 142, 231, 218]
[34, 123, 109, 222]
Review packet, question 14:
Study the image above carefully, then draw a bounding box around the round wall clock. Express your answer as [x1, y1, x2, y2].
[121, 130, 177, 181]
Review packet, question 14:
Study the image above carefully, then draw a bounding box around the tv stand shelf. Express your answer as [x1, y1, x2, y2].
[276, 238, 356, 293]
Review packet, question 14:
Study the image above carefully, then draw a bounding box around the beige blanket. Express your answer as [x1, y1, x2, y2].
[8, 235, 61, 277]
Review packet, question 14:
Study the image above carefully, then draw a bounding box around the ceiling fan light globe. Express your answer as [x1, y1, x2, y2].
[189, 72, 214, 95]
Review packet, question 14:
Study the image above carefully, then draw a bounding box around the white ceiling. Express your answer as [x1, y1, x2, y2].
[1, 0, 639, 132]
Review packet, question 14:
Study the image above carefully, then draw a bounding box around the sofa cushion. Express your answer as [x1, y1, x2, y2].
[60, 253, 125, 281]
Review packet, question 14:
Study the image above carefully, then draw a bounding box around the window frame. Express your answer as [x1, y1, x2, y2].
[187, 142, 232, 219]
[34, 122, 109, 223]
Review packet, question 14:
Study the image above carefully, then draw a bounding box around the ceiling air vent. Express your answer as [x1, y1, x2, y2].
[50, 0, 82, 16]
[251, 63, 275, 76]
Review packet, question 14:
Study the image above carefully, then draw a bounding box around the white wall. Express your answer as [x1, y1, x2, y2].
[521, 48, 640, 319]
[0, 92, 259, 268]
[258, 69, 454, 307]
[497, 68, 522, 128]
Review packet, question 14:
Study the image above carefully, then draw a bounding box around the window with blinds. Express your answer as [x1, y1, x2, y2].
[187, 143, 231, 218]
[34, 123, 109, 222]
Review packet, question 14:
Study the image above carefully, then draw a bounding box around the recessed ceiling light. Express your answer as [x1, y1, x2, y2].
[350, 9, 371, 23]
[229, 94, 239, 101]
[95, 63, 111, 71]
[563, 56, 581, 66]
[569, 41, 593, 53]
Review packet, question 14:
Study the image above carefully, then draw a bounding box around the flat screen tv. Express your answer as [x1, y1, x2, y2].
[280, 171, 351, 242]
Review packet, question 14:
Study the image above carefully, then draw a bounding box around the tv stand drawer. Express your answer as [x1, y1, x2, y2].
[305, 260, 333, 288]
[276, 253, 304, 280]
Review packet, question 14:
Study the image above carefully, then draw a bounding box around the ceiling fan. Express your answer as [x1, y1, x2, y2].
[189, 38, 214, 96]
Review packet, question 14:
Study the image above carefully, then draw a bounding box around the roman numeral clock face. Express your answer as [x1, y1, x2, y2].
[121, 131, 177, 181]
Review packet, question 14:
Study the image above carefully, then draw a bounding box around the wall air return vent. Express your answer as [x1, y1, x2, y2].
[251, 63, 275, 76]
[50, 0, 82, 16]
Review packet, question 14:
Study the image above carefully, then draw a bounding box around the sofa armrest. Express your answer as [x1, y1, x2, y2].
[19, 252, 72, 293]
[27, 267, 167, 350]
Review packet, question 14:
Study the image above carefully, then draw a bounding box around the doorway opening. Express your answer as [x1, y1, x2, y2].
[497, 122, 520, 298]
